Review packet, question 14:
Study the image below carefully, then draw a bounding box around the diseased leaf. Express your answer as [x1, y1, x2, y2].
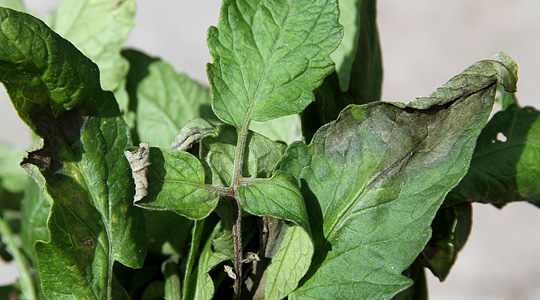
[278, 54, 517, 299]
[171, 118, 221, 152]
[126, 51, 214, 147]
[200, 125, 286, 187]
[125, 145, 219, 219]
[447, 97, 540, 206]
[0, 8, 145, 298]
[207, 0, 343, 128]
[51, 0, 136, 110]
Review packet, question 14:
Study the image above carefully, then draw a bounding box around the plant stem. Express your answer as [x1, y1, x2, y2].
[230, 119, 251, 299]
[232, 197, 243, 299]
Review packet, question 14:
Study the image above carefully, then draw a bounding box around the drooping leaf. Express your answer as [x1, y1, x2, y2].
[207, 0, 343, 128]
[122, 50, 214, 147]
[419, 202, 472, 281]
[447, 96, 540, 206]
[0, 8, 146, 298]
[125, 145, 220, 219]
[278, 53, 517, 299]
[332, 0, 382, 101]
[51, 0, 136, 110]
[200, 124, 286, 187]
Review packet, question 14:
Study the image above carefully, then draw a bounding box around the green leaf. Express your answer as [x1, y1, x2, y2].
[51, 0, 136, 110]
[163, 260, 181, 300]
[207, 0, 343, 128]
[447, 99, 540, 206]
[0, 143, 27, 194]
[122, 50, 214, 147]
[0, 215, 37, 300]
[264, 222, 313, 300]
[20, 179, 51, 264]
[332, 0, 382, 101]
[419, 202, 472, 281]
[184, 220, 228, 300]
[278, 54, 517, 299]
[249, 114, 302, 145]
[0, 8, 145, 298]
[238, 171, 310, 235]
[200, 125, 286, 187]
[125, 144, 220, 219]
[0, 0, 25, 12]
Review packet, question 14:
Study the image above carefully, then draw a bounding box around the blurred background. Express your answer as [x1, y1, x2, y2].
[1, 1, 539, 299]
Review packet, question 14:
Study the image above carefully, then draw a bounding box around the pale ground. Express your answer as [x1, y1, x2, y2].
[1, 1, 540, 299]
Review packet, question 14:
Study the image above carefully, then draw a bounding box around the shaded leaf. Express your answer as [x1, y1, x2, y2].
[447, 97, 540, 206]
[332, 0, 382, 102]
[0, 8, 145, 298]
[163, 260, 181, 300]
[207, 0, 343, 128]
[278, 54, 517, 299]
[125, 145, 220, 219]
[419, 202, 472, 281]
[51, 0, 136, 110]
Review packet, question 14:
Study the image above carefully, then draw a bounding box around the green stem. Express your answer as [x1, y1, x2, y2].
[0, 216, 37, 300]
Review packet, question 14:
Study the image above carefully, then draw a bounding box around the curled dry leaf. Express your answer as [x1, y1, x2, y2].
[124, 142, 151, 202]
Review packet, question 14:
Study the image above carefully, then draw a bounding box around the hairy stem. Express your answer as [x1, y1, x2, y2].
[232, 197, 243, 299]
[230, 119, 251, 298]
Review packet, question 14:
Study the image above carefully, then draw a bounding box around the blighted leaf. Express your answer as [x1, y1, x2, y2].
[126, 146, 219, 219]
[125, 142, 151, 202]
[447, 99, 540, 206]
[278, 54, 517, 299]
[207, 0, 343, 128]
[52, 0, 136, 110]
[0, 8, 145, 298]
[171, 118, 220, 151]
[200, 125, 286, 187]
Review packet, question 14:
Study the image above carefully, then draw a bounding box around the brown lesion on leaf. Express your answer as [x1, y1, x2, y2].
[83, 238, 95, 250]
[124, 142, 151, 203]
[21, 139, 64, 176]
